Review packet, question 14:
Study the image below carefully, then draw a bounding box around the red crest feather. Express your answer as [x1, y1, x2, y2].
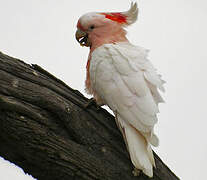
[101, 13, 127, 24]
[101, 2, 138, 25]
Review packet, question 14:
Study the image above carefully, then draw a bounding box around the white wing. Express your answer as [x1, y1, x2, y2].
[90, 42, 165, 145]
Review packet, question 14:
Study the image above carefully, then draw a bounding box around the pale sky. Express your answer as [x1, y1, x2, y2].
[0, 0, 207, 179]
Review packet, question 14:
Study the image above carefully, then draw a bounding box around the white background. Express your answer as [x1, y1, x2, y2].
[0, 0, 207, 179]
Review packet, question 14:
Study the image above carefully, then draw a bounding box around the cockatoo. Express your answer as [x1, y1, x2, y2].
[75, 2, 165, 178]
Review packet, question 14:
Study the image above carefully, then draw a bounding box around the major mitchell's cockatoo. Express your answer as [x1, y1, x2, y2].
[75, 2, 165, 178]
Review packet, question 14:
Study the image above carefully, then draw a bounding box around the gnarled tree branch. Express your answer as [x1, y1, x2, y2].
[0, 52, 179, 180]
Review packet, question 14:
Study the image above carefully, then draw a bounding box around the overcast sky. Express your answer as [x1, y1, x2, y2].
[0, 0, 207, 179]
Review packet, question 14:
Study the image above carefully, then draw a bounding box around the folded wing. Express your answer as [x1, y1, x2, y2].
[90, 42, 164, 141]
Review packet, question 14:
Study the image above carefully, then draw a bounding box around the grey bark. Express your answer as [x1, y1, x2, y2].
[0, 52, 179, 180]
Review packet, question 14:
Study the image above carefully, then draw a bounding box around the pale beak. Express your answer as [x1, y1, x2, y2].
[75, 29, 91, 47]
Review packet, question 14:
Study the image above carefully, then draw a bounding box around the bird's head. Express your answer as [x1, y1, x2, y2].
[75, 2, 138, 48]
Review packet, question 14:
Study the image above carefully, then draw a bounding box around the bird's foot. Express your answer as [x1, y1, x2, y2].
[132, 168, 140, 176]
[84, 98, 101, 110]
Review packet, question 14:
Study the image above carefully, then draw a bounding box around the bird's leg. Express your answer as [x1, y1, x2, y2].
[132, 168, 141, 176]
[84, 98, 101, 110]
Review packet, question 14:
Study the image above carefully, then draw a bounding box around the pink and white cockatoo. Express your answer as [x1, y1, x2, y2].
[75, 2, 165, 178]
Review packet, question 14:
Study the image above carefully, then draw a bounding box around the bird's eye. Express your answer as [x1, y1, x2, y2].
[89, 25, 95, 30]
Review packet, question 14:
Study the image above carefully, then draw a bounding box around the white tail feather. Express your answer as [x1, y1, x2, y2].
[115, 114, 155, 177]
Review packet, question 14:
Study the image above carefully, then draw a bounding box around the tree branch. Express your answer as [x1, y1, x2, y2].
[0, 52, 179, 180]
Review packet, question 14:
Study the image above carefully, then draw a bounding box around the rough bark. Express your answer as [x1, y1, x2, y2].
[0, 52, 179, 180]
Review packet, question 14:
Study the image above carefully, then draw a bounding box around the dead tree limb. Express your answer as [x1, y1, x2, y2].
[0, 52, 179, 180]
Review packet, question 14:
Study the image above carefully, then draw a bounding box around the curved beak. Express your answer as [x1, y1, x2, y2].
[75, 29, 91, 47]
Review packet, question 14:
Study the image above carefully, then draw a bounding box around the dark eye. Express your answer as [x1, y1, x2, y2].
[89, 25, 95, 30]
